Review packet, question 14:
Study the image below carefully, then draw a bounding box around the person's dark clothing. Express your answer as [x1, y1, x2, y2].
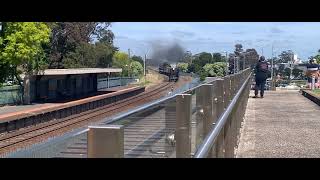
[255, 61, 269, 81]
[255, 80, 266, 97]
[254, 61, 269, 97]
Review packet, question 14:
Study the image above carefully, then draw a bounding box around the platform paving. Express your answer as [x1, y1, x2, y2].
[236, 90, 320, 158]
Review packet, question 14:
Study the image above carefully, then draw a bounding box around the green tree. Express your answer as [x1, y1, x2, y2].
[212, 53, 224, 63]
[112, 51, 131, 76]
[278, 64, 285, 75]
[278, 50, 294, 63]
[292, 68, 303, 79]
[63, 42, 96, 68]
[311, 50, 320, 64]
[193, 52, 212, 69]
[203, 62, 227, 77]
[129, 61, 143, 77]
[95, 42, 115, 67]
[62, 41, 115, 68]
[177, 63, 188, 73]
[187, 63, 195, 73]
[244, 48, 259, 69]
[0, 22, 50, 85]
[284, 68, 291, 79]
[234, 44, 243, 54]
[199, 69, 208, 81]
[131, 55, 144, 65]
[47, 22, 115, 68]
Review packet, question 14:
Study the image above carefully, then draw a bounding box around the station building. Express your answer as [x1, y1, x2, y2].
[23, 68, 122, 104]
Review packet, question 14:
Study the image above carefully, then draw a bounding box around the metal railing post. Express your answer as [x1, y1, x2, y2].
[87, 125, 124, 158]
[165, 99, 176, 156]
[196, 83, 217, 157]
[195, 87, 204, 148]
[229, 74, 237, 157]
[215, 79, 225, 158]
[194, 72, 252, 158]
[176, 94, 192, 158]
[223, 76, 233, 157]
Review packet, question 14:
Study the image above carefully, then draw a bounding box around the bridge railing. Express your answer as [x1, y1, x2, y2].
[193, 69, 251, 158]
[88, 68, 252, 158]
[3, 70, 251, 158]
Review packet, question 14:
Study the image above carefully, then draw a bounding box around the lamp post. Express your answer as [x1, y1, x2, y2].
[221, 51, 228, 75]
[234, 56, 237, 74]
[242, 52, 246, 70]
[144, 54, 146, 77]
[125, 64, 129, 77]
[144, 48, 150, 84]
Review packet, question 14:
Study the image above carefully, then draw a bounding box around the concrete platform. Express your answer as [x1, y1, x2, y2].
[237, 90, 320, 158]
[0, 103, 57, 115]
[0, 85, 142, 123]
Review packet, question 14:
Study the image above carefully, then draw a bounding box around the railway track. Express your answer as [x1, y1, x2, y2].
[0, 82, 175, 155]
[56, 95, 198, 158]
[56, 108, 177, 158]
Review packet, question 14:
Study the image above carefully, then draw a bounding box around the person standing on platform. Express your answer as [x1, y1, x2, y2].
[253, 56, 269, 98]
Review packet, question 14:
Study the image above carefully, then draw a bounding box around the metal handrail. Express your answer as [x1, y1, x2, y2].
[194, 71, 252, 158]
[73, 79, 202, 135]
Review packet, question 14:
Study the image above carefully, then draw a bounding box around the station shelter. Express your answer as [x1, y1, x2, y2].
[23, 68, 122, 104]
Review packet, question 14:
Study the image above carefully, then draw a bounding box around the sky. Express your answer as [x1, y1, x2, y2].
[111, 22, 320, 61]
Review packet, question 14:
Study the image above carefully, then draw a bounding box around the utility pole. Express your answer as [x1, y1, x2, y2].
[233, 56, 236, 74]
[128, 49, 131, 59]
[225, 51, 228, 75]
[262, 48, 264, 56]
[237, 57, 240, 73]
[144, 54, 147, 83]
[243, 52, 246, 70]
[271, 44, 274, 90]
[144, 54, 147, 77]
[271, 44, 274, 80]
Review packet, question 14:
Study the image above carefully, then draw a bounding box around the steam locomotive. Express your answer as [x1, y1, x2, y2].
[158, 62, 180, 82]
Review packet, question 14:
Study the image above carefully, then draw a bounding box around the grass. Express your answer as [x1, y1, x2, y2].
[312, 89, 320, 94]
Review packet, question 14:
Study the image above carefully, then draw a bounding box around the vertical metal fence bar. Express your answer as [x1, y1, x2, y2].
[224, 76, 232, 157]
[87, 125, 124, 158]
[176, 94, 192, 158]
[215, 79, 225, 158]
[229, 75, 237, 157]
[223, 76, 231, 157]
[201, 84, 216, 157]
[165, 99, 176, 156]
[208, 81, 219, 157]
[195, 87, 204, 148]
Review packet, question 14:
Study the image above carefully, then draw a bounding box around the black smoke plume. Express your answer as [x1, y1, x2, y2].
[148, 42, 185, 66]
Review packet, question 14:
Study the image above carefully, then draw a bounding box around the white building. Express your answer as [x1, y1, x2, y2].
[293, 54, 302, 64]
